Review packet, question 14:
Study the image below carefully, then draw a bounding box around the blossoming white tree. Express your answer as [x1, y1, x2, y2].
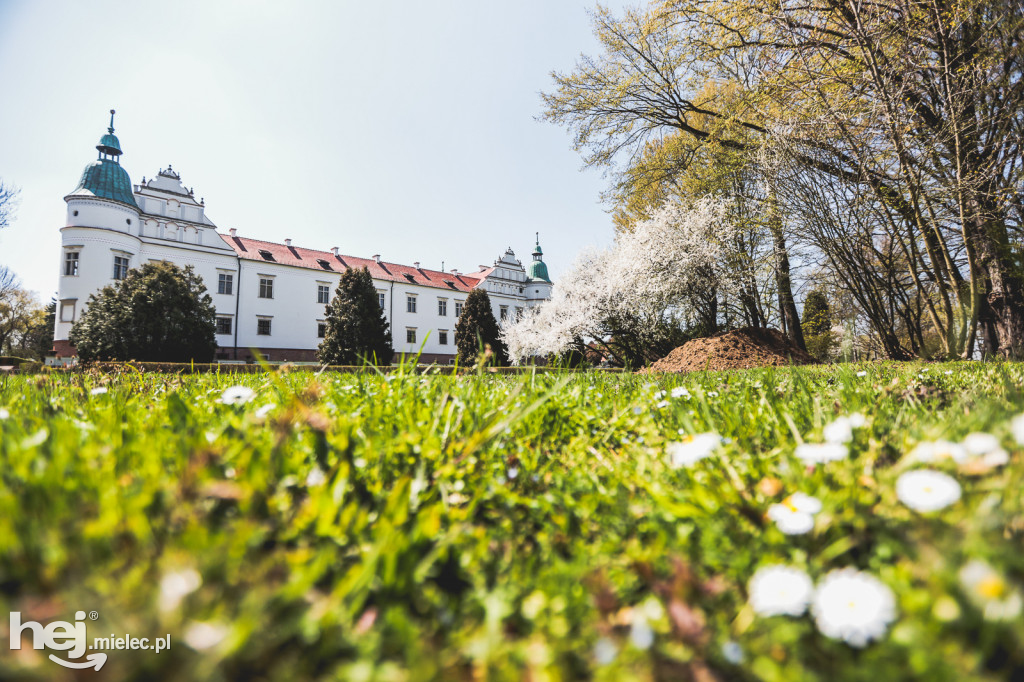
[504, 197, 742, 364]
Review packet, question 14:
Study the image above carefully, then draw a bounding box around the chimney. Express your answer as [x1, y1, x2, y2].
[284, 239, 292, 247]
[373, 254, 381, 263]
[331, 247, 339, 256]
[229, 228, 237, 237]
[413, 261, 420, 270]
[450, 269, 460, 277]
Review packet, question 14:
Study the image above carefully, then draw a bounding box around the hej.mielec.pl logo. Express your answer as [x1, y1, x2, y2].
[9, 610, 171, 671]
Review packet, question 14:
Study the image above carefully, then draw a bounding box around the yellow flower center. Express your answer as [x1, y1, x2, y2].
[782, 496, 799, 512]
[977, 576, 1006, 600]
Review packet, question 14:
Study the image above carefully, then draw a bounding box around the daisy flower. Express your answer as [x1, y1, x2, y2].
[748, 565, 813, 617]
[958, 432, 1009, 474]
[1012, 413, 1024, 446]
[158, 568, 202, 612]
[958, 560, 1023, 621]
[183, 621, 229, 651]
[666, 433, 722, 468]
[794, 442, 848, 465]
[90, 386, 108, 395]
[895, 470, 961, 512]
[220, 385, 255, 405]
[0, 407, 9, 420]
[671, 387, 690, 398]
[907, 440, 967, 464]
[823, 413, 866, 444]
[767, 493, 822, 535]
[856, 371, 868, 377]
[812, 568, 896, 647]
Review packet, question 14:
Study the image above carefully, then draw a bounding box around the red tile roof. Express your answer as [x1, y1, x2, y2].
[220, 235, 483, 293]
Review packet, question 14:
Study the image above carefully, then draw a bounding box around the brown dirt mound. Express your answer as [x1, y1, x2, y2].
[643, 327, 816, 373]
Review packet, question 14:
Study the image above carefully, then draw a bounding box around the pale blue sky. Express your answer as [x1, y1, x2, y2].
[0, 0, 625, 301]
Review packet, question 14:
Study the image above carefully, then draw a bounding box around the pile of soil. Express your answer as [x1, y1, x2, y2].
[643, 327, 816, 373]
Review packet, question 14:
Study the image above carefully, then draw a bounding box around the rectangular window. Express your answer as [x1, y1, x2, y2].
[218, 273, 234, 295]
[64, 251, 80, 277]
[59, 300, 76, 323]
[515, 307, 523, 321]
[257, 318, 272, 335]
[317, 284, 330, 304]
[454, 301, 464, 317]
[439, 330, 448, 345]
[112, 255, 129, 280]
[500, 305, 509, 321]
[437, 298, 447, 316]
[259, 277, 274, 299]
[216, 317, 233, 335]
[317, 322, 326, 338]
[406, 295, 417, 313]
[377, 292, 386, 309]
[406, 328, 416, 343]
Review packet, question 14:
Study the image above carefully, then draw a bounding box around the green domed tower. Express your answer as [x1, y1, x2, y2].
[70, 110, 138, 208]
[526, 233, 550, 283]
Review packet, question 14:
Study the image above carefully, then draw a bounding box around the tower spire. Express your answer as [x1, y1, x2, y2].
[108, 109, 116, 134]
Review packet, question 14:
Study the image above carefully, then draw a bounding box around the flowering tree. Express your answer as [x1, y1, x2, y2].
[504, 197, 741, 364]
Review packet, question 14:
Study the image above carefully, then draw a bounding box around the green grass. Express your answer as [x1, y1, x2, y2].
[1, 362, 1023, 681]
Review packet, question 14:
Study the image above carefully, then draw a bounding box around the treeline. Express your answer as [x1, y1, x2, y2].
[542, 0, 1023, 360]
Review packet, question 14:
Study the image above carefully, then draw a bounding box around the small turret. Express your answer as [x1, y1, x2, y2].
[526, 232, 550, 283]
[69, 110, 138, 209]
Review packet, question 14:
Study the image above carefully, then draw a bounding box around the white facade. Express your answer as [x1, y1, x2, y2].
[54, 119, 552, 363]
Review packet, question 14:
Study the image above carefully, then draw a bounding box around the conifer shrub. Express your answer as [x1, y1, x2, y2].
[318, 266, 394, 366]
[455, 288, 508, 366]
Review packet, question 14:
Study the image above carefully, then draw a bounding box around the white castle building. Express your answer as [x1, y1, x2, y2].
[53, 112, 553, 363]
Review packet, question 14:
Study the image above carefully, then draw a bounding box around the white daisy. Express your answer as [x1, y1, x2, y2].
[748, 565, 813, 617]
[182, 621, 229, 650]
[961, 432, 1002, 456]
[656, 400, 670, 409]
[767, 493, 823, 535]
[594, 637, 618, 664]
[0, 407, 9, 420]
[958, 560, 1023, 621]
[90, 386, 108, 395]
[1012, 413, 1024, 446]
[305, 467, 326, 487]
[794, 442, 848, 465]
[158, 568, 202, 612]
[856, 371, 868, 377]
[812, 568, 896, 647]
[823, 414, 866, 444]
[671, 387, 690, 398]
[220, 385, 255, 405]
[908, 440, 968, 464]
[666, 433, 722, 468]
[895, 470, 961, 512]
[254, 403, 275, 419]
[958, 432, 1009, 474]
[629, 616, 654, 650]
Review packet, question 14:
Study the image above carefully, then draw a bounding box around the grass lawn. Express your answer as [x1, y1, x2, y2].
[1, 362, 1023, 681]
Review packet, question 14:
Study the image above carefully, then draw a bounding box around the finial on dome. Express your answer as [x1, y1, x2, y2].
[108, 109, 116, 133]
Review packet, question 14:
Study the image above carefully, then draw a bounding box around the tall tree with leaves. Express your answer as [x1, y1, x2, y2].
[801, 290, 834, 362]
[318, 267, 394, 366]
[455, 288, 508, 366]
[70, 261, 216, 362]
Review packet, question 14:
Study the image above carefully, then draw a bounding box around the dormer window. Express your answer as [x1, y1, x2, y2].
[317, 259, 333, 271]
[258, 249, 275, 262]
[404, 273, 416, 283]
[445, 280, 457, 289]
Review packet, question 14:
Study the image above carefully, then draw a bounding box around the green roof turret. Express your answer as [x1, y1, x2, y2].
[526, 232, 550, 282]
[70, 110, 138, 209]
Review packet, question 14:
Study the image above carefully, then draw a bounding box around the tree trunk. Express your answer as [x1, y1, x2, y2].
[766, 208, 806, 351]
